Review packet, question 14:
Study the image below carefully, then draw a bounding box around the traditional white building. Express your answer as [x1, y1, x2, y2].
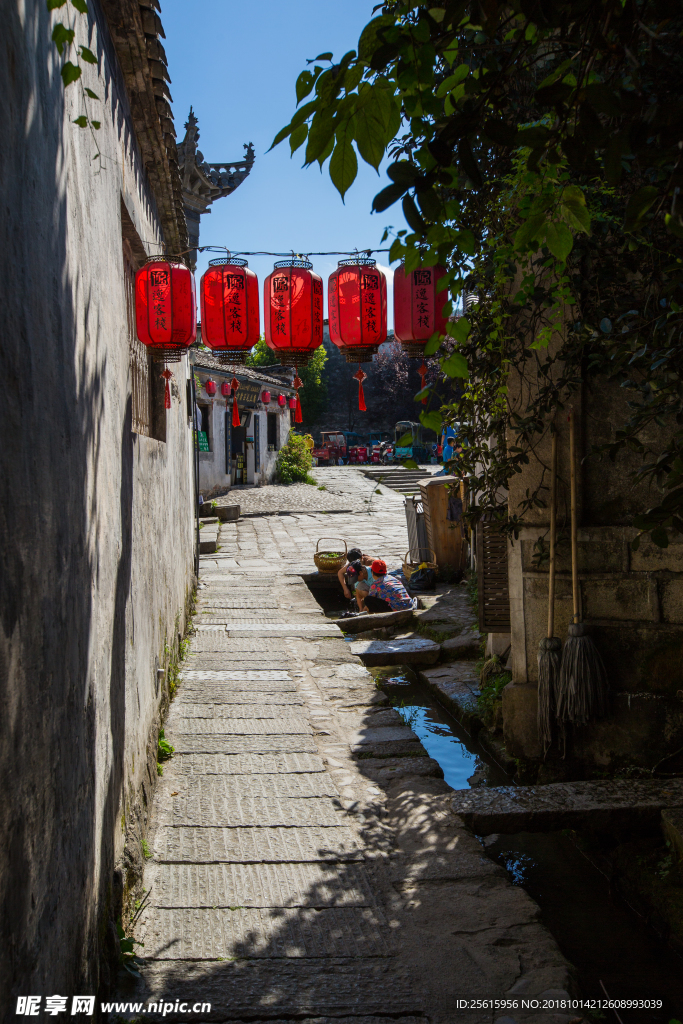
[192, 353, 296, 494]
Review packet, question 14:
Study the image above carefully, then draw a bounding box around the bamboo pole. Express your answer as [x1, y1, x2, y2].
[547, 430, 558, 639]
[569, 407, 580, 625]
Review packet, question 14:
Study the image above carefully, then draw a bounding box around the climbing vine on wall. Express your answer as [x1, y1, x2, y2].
[274, 0, 683, 547]
[48, 0, 102, 153]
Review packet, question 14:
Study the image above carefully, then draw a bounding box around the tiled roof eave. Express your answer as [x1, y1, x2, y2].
[99, 0, 187, 256]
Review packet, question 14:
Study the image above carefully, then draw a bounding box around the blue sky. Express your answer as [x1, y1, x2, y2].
[161, 0, 407, 327]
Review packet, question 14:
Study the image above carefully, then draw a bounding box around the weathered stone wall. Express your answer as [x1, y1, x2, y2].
[0, 0, 194, 1008]
[504, 359, 683, 767]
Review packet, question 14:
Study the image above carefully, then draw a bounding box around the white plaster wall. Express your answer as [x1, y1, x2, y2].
[0, 0, 194, 1002]
[196, 394, 293, 493]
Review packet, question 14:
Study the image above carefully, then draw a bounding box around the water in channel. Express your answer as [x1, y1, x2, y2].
[378, 674, 683, 1024]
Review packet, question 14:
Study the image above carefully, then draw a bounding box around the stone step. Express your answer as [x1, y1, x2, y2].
[137, 905, 391, 959]
[348, 637, 440, 667]
[152, 825, 364, 864]
[451, 778, 683, 835]
[144, 861, 375, 908]
[331, 608, 414, 633]
[134, 960, 421, 1022]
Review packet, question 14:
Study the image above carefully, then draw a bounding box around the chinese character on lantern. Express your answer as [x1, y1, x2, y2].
[200, 257, 260, 365]
[264, 258, 323, 367]
[393, 263, 448, 357]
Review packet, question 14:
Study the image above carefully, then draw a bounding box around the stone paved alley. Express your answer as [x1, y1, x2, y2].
[131, 469, 578, 1024]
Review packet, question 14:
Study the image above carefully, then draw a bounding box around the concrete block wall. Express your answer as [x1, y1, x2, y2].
[0, 1, 194, 1007]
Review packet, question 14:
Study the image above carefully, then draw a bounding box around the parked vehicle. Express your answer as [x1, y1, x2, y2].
[347, 445, 369, 464]
[311, 431, 347, 465]
[392, 420, 429, 464]
[378, 440, 395, 464]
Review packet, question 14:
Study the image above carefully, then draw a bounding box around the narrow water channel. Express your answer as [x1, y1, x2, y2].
[380, 675, 683, 1024]
[307, 584, 683, 1020]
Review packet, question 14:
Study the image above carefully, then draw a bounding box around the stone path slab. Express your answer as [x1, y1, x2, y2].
[145, 861, 375, 908]
[165, 717, 312, 735]
[138, 906, 390, 959]
[152, 826, 364, 863]
[167, 735, 319, 755]
[156, 795, 344, 828]
[157, 773, 338, 802]
[165, 753, 325, 776]
[174, 691, 304, 706]
[139, 960, 421, 1022]
[167, 702, 304, 719]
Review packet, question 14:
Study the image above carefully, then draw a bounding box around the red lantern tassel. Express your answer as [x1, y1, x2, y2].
[353, 364, 367, 412]
[161, 367, 173, 409]
[418, 360, 428, 405]
[293, 369, 303, 424]
[231, 376, 240, 428]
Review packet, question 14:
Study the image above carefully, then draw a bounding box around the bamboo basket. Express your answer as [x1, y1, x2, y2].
[314, 538, 348, 574]
[402, 547, 437, 581]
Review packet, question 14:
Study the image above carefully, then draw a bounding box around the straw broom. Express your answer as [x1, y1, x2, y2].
[556, 408, 609, 730]
[537, 429, 561, 756]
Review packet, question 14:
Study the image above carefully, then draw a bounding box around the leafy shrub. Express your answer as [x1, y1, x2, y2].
[276, 433, 315, 484]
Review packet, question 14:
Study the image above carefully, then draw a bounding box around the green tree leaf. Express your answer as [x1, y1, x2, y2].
[372, 181, 407, 212]
[447, 317, 470, 343]
[442, 352, 468, 378]
[296, 70, 315, 103]
[290, 123, 308, 153]
[61, 61, 81, 85]
[623, 186, 659, 232]
[70, 0, 88, 11]
[344, 64, 364, 94]
[435, 64, 469, 97]
[305, 108, 339, 165]
[514, 213, 546, 251]
[73, 115, 88, 127]
[269, 122, 294, 151]
[317, 134, 335, 168]
[402, 194, 426, 235]
[84, 87, 99, 99]
[329, 122, 358, 200]
[420, 410, 442, 432]
[51, 23, 74, 54]
[47, 0, 68, 8]
[79, 45, 97, 64]
[423, 332, 442, 356]
[545, 221, 573, 261]
[354, 83, 396, 170]
[560, 187, 591, 233]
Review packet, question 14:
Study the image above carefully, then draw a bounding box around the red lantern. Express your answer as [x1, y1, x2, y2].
[277, 394, 286, 407]
[204, 378, 216, 397]
[135, 257, 196, 361]
[200, 257, 260, 364]
[328, 257, 387, 363]
[288, 397, 297, 410]
[261, 390, 271, 404]
[393, 263, 448, 356]
[220, 381, 231, 399]
[264, 258, 323, 367]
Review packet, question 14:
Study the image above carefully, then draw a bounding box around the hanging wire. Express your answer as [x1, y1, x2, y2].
[141, 243, 391, 260]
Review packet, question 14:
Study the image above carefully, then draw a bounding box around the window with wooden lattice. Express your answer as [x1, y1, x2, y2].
[476, 519, 511, 632]
[123, 238, 152, 436]
[121, 201, 166, 441]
